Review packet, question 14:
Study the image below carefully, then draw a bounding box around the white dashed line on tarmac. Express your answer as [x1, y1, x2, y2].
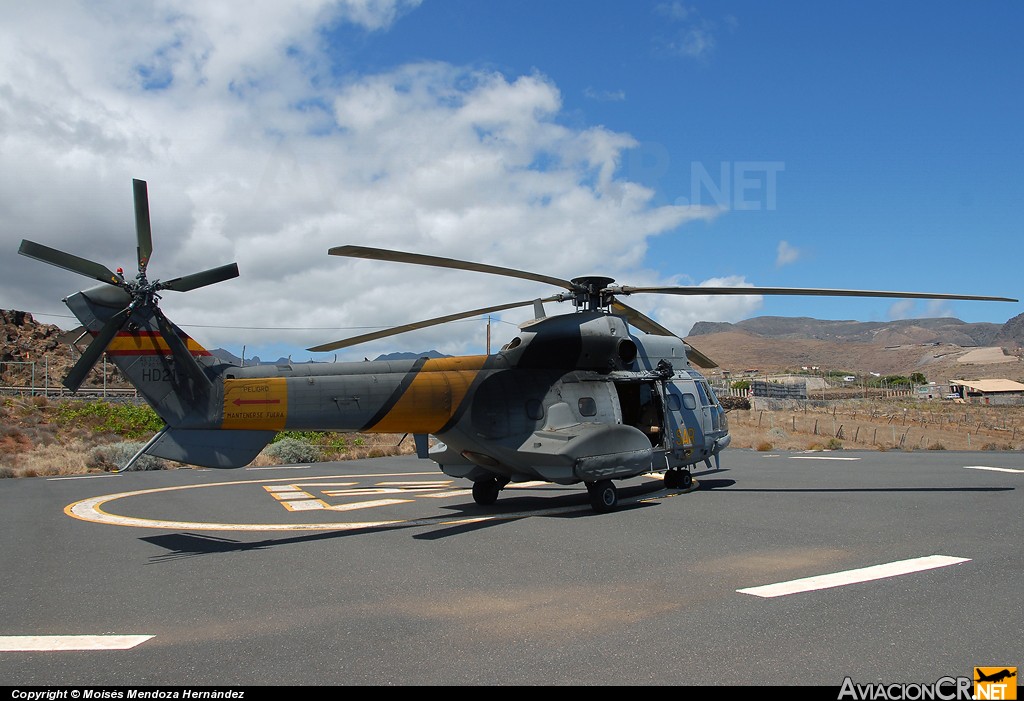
[963, 465, 1024, 474]
[0, 635, 154, 651]
[737, 555, 971, 598]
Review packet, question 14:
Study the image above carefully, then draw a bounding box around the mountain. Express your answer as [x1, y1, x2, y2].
[685, 315, 1024, 380]
[373, 350, 449, 361]
[1000, 312, 1024, 347]
[688, 316, 1004, 347]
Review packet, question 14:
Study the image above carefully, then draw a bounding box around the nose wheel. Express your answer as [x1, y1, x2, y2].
[471, 476, 509, 506]
[664, 469, 692, 490]
[586, 479, 618, 513]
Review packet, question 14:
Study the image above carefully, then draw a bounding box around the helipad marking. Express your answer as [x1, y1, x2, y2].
[0, 635, 153, 651]
[326, 498, 413, 511]
[282, 499, 327, 511]
[964, 465, 1024, 474]
[322, 487, 413, 497]
[246, 465, 310, 471]
[272, 492, 318, 500]
[737, 555, 971, 598]
[379, 481, 453, 488]
[422, 489, 473, 499]
[47, 474, 122, 481]
[65, 473, 696, 531]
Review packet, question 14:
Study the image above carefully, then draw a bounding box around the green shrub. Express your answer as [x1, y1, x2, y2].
[273, 430, 349, 452]
[88, 441, 169, 471]
[264, 438, 320, 464]
[826, 438, 843, 450]
[54, 401, 164, 439]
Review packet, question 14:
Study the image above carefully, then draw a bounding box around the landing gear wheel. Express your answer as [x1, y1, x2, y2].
[664, 470, 680, 489]
[680, 470, 693, 489]
[587, 480, 618, 513]
[472, 478, 501, 506]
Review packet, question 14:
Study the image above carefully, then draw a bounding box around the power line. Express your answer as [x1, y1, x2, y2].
[12, 308, 494, 332]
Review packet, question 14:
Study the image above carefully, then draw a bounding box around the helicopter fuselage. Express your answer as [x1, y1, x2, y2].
[68, 288, 729, 486]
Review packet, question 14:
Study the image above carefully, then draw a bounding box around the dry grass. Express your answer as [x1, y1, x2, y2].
[0, 395, 419, 478]
[727, 399, 1024, 452]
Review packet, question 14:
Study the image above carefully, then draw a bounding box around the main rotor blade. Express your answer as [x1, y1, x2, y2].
[64, 307, 131, 392]
[609, 300, 719, 368]
[683, 342, 718, 369]
[329, 245, 577, 291]
[308, 295, 564, 353]
[610, 300, 678, 336]
[160, 263, 239, 292]
[19, 240, 121, 286]
[613, 285, 1018, 303]
[153, 308, 212, 392]
[133, 179, 153, 274]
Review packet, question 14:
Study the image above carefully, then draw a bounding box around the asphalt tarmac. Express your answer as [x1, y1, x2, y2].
[1, 449, 1021, 687]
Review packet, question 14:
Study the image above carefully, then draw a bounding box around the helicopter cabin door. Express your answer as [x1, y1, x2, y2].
[662, 379, 703, 462]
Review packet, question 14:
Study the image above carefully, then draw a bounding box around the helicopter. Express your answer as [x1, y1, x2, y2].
[17, 179, 1018, 512]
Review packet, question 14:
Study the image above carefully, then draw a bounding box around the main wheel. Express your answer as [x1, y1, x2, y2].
[664, 470, 680, 489]
[680, 470, 693, 488]
[472, 478, 501, 506]
[587, 479, 618, 513]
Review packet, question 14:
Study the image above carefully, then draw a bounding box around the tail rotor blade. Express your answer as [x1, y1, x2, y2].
[19, 240, 121, 286]
[161, 263, 239, 292]
[133, 179, 153, 274]
[64, 308, 131, 392]
[153, 309, 211, 392]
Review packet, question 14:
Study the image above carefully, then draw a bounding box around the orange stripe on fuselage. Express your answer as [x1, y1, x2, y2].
[105, 331, 210, 356]
[366, 355, 487, 434]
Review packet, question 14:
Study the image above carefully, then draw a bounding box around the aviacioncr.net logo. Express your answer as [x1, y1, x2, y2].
[974, 668, 1017, 701]
[838, 677, 973, 700]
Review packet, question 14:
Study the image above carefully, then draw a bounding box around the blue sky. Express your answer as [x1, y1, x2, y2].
[1, 1, 1021, 362]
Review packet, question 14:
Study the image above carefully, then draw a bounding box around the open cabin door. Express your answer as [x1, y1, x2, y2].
[614, 379, 667, 449]
[662, 378, 706, 464]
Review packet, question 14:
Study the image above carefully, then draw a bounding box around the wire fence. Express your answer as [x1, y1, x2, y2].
[0, 358, 136, 399]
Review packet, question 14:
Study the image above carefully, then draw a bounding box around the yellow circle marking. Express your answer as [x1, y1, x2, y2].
[65, 471, 695, 532]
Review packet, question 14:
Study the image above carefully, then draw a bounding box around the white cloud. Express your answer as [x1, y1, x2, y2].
[1, 1, 734, 363]
[583, 87, 626, 102]
[654, 3, 720, 60]
[776, 240, 800, 267]
[924, 300, 955, 318]
[888, 300, 916, 320]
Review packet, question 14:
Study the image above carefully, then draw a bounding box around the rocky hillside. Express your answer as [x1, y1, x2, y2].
[0, 310, 128, 390]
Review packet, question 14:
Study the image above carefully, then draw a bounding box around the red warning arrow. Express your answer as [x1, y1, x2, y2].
[232, 398, 282, 407]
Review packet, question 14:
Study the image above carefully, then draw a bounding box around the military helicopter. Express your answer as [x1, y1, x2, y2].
[17, 180, 1018, 512]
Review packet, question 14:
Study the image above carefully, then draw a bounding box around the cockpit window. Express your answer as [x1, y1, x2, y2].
[682, 393, 697, 410]
[666, 394, 682, 411]
[695, 382, 710, 406]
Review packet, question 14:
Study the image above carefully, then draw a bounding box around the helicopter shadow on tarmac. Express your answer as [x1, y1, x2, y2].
[137, 476, 705, 562]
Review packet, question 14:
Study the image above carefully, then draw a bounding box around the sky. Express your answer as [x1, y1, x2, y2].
[1, 1, 1021, 363]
